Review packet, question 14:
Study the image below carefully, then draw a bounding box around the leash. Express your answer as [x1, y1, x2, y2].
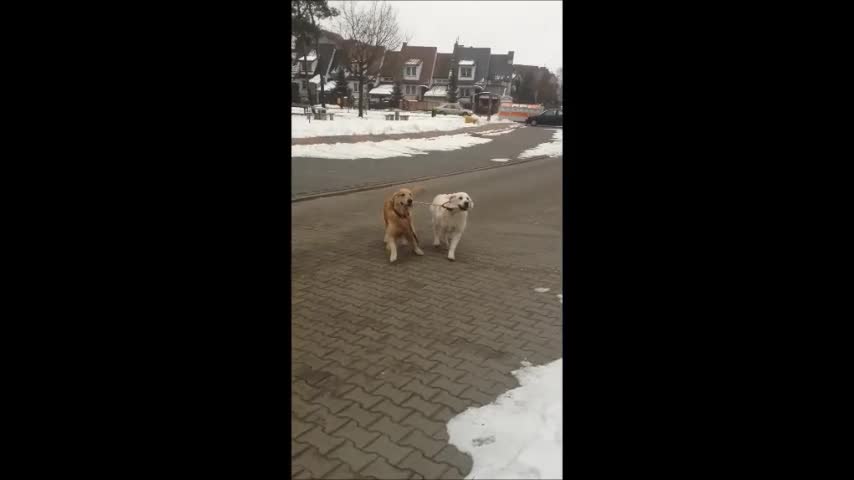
[413, 200, 454, 210]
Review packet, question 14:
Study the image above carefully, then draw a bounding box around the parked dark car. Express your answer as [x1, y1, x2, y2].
[525, 109, 563, 126]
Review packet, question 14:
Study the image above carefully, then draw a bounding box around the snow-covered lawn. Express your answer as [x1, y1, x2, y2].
[291, 108, 475, 139]
[291, 105, 514, 139]
[447, 359, 562, 479]
[291, 133, 493, 159]
[518, 129, 563, 159]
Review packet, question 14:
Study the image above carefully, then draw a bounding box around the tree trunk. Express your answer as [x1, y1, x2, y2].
[358, 73, 364, 118]
[302, 44, 311, 105]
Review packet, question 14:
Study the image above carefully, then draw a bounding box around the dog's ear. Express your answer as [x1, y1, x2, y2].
[410, 186, 426, 196]
[469, 197, 474, 209]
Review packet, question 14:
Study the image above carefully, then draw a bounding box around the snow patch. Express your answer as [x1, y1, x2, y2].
[291, 110, 478, 138]
[292, 133, 493, 159]
[518, 129, 563, 159]
[447, 359, 562, 480]
[490, 158, 511, 162]
[534, 287, 550, 293]
[557, 293, 562, 303]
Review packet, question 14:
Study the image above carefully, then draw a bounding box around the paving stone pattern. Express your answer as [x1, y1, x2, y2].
[292, 157, 562, 479]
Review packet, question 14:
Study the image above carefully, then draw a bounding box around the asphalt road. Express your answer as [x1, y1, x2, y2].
[292, 155, 562, 478]
[292, 154, 562, 269]
[291, 125, 558, 199]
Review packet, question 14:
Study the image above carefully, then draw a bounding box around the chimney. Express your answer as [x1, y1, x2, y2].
[508, 51, 514, 63]
[401, 42, 407, 50]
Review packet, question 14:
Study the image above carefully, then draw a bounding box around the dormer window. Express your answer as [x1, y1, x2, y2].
[404, 58, 421, 79]
[459, 60, 475, 80]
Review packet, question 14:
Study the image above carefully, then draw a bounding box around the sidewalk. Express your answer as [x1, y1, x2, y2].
[291, 122, 514, 146]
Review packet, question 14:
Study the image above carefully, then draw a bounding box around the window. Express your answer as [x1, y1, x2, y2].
[405, 66, 417, 77]
[405, 85, 417, 95]
[460, 67, 472, 78]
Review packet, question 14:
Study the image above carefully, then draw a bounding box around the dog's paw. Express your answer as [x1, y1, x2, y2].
[414, 248, 424, 256]
[447, 255, 455, 261]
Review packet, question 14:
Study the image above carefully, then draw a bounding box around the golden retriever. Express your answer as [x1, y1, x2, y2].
[382, 187, 425, 263]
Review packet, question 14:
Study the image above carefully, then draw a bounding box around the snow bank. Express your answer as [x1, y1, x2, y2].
[518, 129, 563, 159]
[447, 359, 562, 480]
[291, 110, 478, 138]
[291, 133, 492, 159]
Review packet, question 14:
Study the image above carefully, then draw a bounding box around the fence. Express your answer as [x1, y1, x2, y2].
[402, 100, 430, 112]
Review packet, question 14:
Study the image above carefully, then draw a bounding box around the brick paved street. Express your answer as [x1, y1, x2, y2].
[292, 155, 562, 479]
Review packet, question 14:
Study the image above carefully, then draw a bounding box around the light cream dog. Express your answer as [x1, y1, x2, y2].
[430, 192, 474, 261]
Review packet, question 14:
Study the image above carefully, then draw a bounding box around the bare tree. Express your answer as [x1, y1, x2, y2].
[336, 1, 407, 117]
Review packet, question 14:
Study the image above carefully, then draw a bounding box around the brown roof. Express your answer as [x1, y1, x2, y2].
[337, 40, 387, 77]
[380, 51, 402, 79]
[434, 53, 452, 79]
[399, 45, 437, 83]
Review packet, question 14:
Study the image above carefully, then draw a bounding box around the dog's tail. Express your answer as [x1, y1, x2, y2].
[409, 185, 426, 196]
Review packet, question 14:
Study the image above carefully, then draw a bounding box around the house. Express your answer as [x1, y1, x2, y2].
[397, 43, 437, 101]
[486, 51, 514, 97]
[371, 50, 402, 105]
[424, 52, 453, 106]
[291, 43, 337, 103]
[449, 44, 493, 108]
[291, 29, 346, 103]
[328, 41, 386, 104]
[370, 44, 437, 106]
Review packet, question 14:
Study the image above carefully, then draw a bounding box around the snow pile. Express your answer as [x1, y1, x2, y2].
[292, 133, 492, 159]
[447, 359, 562, 479]
[291, 111, 479, 138]
[518, 129, 562, 159]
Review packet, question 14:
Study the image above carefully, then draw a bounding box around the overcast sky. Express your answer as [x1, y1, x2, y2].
[321, 1, 562, 73]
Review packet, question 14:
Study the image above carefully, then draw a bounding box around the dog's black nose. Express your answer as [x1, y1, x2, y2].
[463, 201, 469, 208]
[407, 199, 413, 205]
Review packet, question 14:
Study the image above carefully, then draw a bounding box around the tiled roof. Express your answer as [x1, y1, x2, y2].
[380, 51, 402, 78]
[433, 53, 452, 79]
[334, 41, 387, 77]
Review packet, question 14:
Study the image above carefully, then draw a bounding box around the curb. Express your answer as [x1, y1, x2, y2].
[292, 155, 553, 203]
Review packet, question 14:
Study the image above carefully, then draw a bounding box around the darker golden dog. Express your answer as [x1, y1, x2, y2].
[382, 187, 425, 263]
